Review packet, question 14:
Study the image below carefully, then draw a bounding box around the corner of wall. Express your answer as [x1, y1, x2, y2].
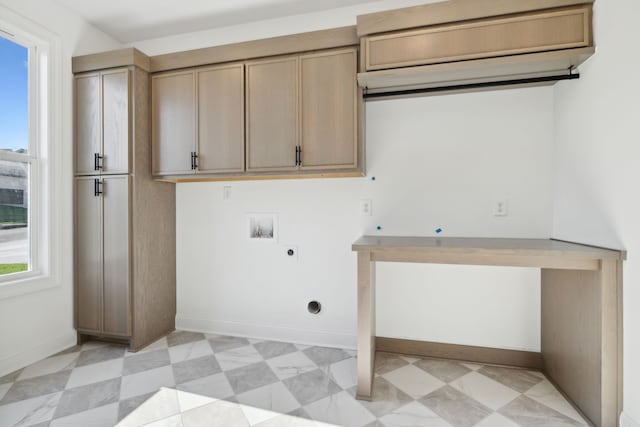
[0, 329, 77, 377]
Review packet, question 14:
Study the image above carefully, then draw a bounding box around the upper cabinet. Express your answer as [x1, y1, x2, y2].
[246, 57, 299, 172]
[151, 70, 195, 176]
[75, 69, 130, 175]
[356, 1, 594, 94]
[152, 46, 361, 181]
[300, 49, 357, 170]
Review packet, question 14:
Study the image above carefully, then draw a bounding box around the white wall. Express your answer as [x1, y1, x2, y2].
[552, 1, 640, 424]
[173, 86, 553, 350]
[0, 0, 121, 376]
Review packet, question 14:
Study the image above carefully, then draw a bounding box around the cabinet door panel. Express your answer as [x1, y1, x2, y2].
[102, 70, 130, 174]
[301, 49, 357, 169]
[102, 176, 131, 337]
[152, 72, 195, 175]
[75, 74, 101, 175]
[75, 177, 102, 333]
[197, 64, 245, 173]
[246, 57, 298, 171]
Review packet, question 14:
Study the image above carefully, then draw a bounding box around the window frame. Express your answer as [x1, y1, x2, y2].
[0, 7, 63, 298]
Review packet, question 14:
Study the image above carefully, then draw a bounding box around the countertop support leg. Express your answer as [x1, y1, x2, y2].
[356, 250, 375, 400]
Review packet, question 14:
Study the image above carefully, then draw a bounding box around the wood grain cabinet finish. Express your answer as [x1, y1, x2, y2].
[75, 69, 130, 175]
[74, 53, 176, 351]
[75, 176, 131, 337]
[246, 48, 358, 172]
[151, 71, 195, 175]
[300, 49, 357, 170]
[246, 56, 299, 172]
[364, 5, 592, 71]
[152, 65, 245, 175]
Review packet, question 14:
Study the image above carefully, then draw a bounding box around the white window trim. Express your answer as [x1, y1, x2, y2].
[0, 6, 63, 299]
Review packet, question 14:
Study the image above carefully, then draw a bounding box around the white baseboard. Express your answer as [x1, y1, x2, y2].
[621, 412, 640, 427]
[176, 316, 356, 350]
[0, 329, 77, 377]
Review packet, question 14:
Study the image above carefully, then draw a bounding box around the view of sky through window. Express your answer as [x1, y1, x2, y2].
[0, 35, 28, 152]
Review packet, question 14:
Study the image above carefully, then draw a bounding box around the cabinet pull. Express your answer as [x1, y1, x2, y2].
[297, 146, 302, 166]
[295, 146, 300, 166]
[94, 153, 103, 171]
[193, 152, 198, 170]
[94, 178, 103, 197]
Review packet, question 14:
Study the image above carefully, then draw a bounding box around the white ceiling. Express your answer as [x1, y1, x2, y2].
[56, 0, 381, 43]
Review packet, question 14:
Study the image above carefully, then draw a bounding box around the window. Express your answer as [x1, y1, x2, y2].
[0, 6, 63, 296]
[0, 35, 31, 277]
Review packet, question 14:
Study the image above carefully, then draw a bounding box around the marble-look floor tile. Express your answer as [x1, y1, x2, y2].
[17, 353, 79, 381]
[225, 362, 279, 395]
[177, 372, 234, 400]
[180, 399, 250, 427]
[419, 385, 492, 427]
[208, 335, 250, 353]
[499, 395, 585, 427]
[215, 345, 264, 371]
[377, 401, 452, 427]
[283, 369, 341, 406]
[53, 377, 121, 419]
[75, 345, 126, 368]
[118, 387, 180, 427]
[304, 390, 376, 427]
[352, 377, 413, 418]
[266, 351, 318, 381]
[0, 368, 23, 385]
[525, 380, 587, 424]
[236, 381, 300, 415]
[0, 391, 61, 426]
[414, 358, 471, 383]
[474, 412, 521, 427]
[253, 341, 298, 360]
[0, 382, 13, 401]
[240, 403, 280, 425]
[167, 331, 206, 348]
[373, 353, 409, 376]
[460, 363, 483, 371]
[1, 370, 71, 405]
[450, 371, 519, 410]
[176, 389, 216, 412]
[123, 349, 171, 376]
[126, 337, 168, 357]
[120, 366, 175, 400]
[168, 340, 214, 364]
[144, 413, 184, 427]
[66, 357, 123, 389]
[50, 401, 119, 427]
[173, 355, 221, 385]
[477, 366, 543, 393]
[326, 357, 357, 390]
[303, 347, 350, 367]
[382, 364, 445, 399]
[118, 392, 156, 421]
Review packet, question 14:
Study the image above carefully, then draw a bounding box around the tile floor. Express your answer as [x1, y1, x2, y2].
[0, 331, 590, 427]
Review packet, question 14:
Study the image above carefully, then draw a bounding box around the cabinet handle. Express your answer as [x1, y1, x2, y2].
[297, 146, 302, 166]
[193, 152, 198, 170]
[94, 178, 103, 197]
[94, 153, 103, 171]
[295, 146, 300, 166]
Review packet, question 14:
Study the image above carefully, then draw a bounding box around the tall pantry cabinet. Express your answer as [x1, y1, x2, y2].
[73, 49, 176, 350]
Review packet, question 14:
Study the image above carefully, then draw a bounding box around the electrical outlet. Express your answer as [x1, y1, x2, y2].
[223, 186, 231, 200]
[361, 199, 373, 216]
[494, 199, 508, 216]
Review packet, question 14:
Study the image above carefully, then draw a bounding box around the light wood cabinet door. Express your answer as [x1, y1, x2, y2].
[152, 71, 195, 175]
[75, 177, 102, 333]
[102, 70, 130, 174]
[197, 64, 245, 173]
[300, 49, 357, 169]
[75, 74, 101, 175]
[102, 175, 131, 337]
[246, 57, 298, 172]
